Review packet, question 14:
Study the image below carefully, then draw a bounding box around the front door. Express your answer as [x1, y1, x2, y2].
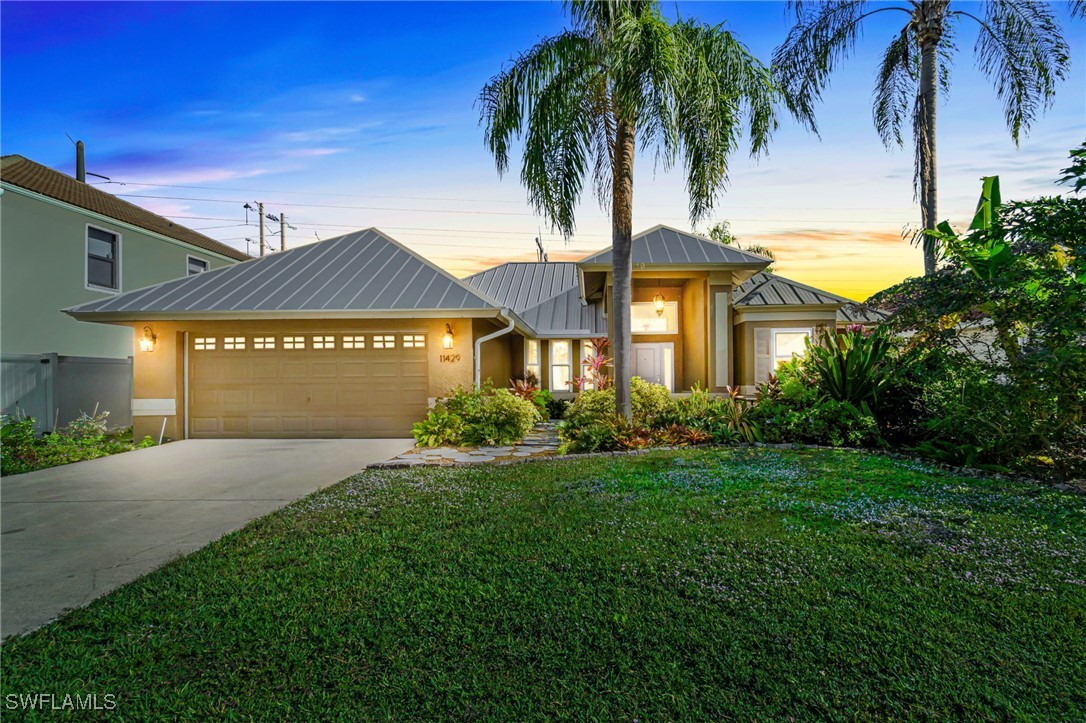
[631, 342, 674, 391]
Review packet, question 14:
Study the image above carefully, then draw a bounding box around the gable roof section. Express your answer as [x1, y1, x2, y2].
[463, 262, 579, 311]
[1, 155, 249, 261]
[517, 287, 607, 337]
[66, 228, 501, 317]
[733, 272, 851, 307]
[579, 225, 772, 267]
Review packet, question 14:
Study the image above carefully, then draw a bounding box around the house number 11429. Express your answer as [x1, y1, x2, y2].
[439, 353, 461, 363]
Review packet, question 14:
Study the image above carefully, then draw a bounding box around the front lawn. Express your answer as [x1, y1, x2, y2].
[2, 449, 1084, 718]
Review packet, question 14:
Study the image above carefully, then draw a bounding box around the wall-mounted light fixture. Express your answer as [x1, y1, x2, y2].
[653, 293, 666, 317]
[442, 323, 455, 349]
[139, 326, 158, 352]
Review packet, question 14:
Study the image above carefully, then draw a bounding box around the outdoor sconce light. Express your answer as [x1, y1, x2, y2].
[653, 293, 666, 317]
[442, 323, 455, 349]
[139, 326, 158, 352]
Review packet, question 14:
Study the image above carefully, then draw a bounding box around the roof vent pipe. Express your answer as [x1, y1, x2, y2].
[75, 140, 86, 183]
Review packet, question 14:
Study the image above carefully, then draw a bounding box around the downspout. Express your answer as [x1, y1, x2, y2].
[474, 309, 515, 388]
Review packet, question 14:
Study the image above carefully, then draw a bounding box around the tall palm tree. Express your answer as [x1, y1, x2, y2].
[479, 0, 800, 418]
[774, 1, 1070, 275]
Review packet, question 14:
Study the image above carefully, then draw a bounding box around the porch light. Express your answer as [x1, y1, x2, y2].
[442, 323, 455, 349]
[653, 293, 666, 316]
[139, 326, 158, 352]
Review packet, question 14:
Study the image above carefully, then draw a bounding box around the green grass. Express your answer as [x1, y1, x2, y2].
[3, 449, 1084, 719]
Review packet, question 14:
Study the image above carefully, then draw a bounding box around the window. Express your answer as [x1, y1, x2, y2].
[373, 335, 396, 349]
[223, 336, 245, 350]
[342, 335, 365, 349]
[194, 337, 216, 351]
[187, 256, 209, 275]
[550, 340, 572, 391]
[403, 334, 425, 348]
[86, 226, 120, 291]
[631, 301, 678, 334]
[253, 337, 276, 350]
[772, 329, 810, 367]
[313, 335, 336, 350]
[283, 336, 306, 350]
[525, 340, 541, 382]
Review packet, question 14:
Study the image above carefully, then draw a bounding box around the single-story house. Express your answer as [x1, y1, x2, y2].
[66, 225, 873, 440]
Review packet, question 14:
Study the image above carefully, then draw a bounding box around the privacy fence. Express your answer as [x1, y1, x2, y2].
[0, 354, 132, 433]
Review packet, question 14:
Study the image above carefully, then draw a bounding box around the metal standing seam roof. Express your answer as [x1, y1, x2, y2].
[516, 287, 608, 337]
[836, 301, 889, 324]
[579, 224, 773, 266]
[463, 262, 580, 311]
[66, 229, 502, 316]
[733, 272, 851, 307]
[1, 155, 249, 262]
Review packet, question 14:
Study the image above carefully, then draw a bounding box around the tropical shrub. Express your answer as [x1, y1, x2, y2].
[804, 324, 895, 411]
[665, 386, 760, 443]
[413, 385, 541, 448]
[0, 412, 154, 476]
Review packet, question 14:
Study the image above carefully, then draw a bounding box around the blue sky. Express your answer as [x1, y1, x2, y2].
[3, 1, 1083, 299]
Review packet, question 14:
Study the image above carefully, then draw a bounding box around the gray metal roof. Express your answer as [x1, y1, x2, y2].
[517, 287, 607, 337]
[579, 225, 772, 267]
[67, 228, 501, 316]
[463, 262, 579, 311]
[734, 272, 851, 307]
[837, 301, 889, 324]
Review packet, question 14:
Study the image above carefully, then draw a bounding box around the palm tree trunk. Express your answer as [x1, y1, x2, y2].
[916, 4, 945, 276]
[612, 117, 636, 420]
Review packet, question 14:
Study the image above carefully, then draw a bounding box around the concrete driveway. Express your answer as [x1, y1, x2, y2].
[0, 438, 413, 640]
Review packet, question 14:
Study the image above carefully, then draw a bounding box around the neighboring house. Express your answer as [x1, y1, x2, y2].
[1, 154, 248, 429]
[66, 225, 872, 440]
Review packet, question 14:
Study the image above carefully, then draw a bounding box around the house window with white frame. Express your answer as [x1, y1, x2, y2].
[631, 301, 678, 334]
[187, 256, 209, 275]
[579, 339, 596, 390]
[772, 329, 810, 368]
[549, 340, 572, 391]
[525, 339, 541, 382]
[86, 226, 120, 291]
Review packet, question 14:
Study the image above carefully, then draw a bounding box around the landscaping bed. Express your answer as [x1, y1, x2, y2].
[2, 448, 1083, 718]
[0, 413, 155, 477]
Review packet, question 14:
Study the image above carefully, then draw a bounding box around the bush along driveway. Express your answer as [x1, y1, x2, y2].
[2, 448, 1084, 719]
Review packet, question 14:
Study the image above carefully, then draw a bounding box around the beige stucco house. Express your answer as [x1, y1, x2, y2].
[66, 225, 878, 440]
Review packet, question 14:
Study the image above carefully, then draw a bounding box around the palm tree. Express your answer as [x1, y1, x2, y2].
[479, 0, 800, 418]
[774, 1, 1070, 275]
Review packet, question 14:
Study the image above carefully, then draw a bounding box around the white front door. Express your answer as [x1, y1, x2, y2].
[631, 342, 674, 391]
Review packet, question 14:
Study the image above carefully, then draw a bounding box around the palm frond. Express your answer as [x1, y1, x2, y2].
[478, 31, 603, 234]
[965, 0, 1070, 143]
[873, 26, 915, 149]
[673, 20, 781, 222]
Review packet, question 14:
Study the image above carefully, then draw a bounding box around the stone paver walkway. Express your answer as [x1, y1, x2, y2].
[371, 422, 560, 468]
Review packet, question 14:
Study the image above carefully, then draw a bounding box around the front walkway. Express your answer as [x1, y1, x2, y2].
[373, 422, 560, 467]
[0, 438, 414, 639]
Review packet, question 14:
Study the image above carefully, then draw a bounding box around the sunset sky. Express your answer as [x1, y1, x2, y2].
[2, 1, 1083, 301]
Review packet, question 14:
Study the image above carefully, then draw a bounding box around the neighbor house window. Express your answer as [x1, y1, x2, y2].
[403, 334, 425, 348]
[342, 335, 365, 349]
[187, 256, 209, 275]
[631, 301, 678, 334]
[373, 335, 396, 349]
[86, 226, 120, 291]
[772, 329, 810, 368]
[313, 335, 336, 349]
[223, 336, 246, 350]
[525, 340, 541, 381]
[283, 336, 306, 350]
[253, 337, 276, 350]
[194, 337, 216, 351]
[550, 340, 572, 391]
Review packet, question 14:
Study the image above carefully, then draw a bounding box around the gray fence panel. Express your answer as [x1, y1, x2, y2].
[0, 354, 50, 430]
[0, 354, 131, 433]
[55, 356, 133, 429]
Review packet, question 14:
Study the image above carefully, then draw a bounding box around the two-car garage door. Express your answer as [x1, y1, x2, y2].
[187, 332, 429, 438]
